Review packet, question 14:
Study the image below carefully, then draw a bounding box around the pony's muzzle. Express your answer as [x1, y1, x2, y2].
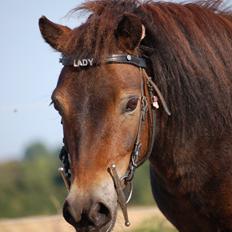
[63, 197, 112, 231]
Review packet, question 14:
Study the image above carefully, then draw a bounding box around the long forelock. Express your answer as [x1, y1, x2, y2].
[66, 0, 141, 61]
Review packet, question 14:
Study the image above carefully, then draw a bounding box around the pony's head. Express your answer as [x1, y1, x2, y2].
[39, 1, 155, 231]
[40, 0, 232, 230]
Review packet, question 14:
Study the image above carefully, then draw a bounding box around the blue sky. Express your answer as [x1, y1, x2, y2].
[0, 1, 85, 161]
[1, 0, 232, 161]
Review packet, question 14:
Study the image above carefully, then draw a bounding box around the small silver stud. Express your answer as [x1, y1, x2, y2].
[125, 221, 131, 227]
[126, 55, 132, 61]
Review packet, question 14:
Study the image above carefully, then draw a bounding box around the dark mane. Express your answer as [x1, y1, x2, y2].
[68, 0, 232, 143]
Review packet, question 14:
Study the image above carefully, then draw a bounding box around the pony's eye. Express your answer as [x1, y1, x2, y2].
[125, 97, 139, 112]
[53, 101, 60, 111]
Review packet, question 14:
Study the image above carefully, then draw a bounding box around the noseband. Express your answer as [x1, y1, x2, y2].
[58, 54, 171, 227]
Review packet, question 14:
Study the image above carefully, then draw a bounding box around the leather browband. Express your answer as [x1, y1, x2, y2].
[106, 54, 147, 69]
[60, 54, 147, 69]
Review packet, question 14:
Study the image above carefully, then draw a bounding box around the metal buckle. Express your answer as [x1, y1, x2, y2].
[132, 142, 141, 167]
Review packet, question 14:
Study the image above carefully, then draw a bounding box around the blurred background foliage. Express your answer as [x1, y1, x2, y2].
[0, 142, 154, 218]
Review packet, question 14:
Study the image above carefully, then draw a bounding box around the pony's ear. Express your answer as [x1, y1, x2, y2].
[116, 13, 145, 51]
[39, 16, 72, 53]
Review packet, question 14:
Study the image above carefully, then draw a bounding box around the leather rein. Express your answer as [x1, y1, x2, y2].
[58, 54, 171, 227]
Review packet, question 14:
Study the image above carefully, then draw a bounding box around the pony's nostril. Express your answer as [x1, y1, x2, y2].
[99, 202, 111, 218]
[63, 200, 112, 230]
[63, 201, 77, 227]
[90, 202, 111, 227]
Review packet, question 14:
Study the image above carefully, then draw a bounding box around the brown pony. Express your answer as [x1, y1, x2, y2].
[39, 0, 232, 231]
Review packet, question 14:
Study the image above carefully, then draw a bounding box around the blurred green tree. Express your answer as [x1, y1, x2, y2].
[0, 142, 66, 218]
[24, 142, 50, 161]
[131, 161, 155, 206]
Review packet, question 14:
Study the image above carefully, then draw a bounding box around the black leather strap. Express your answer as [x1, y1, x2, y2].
[60, 54, 147, 69]
[60, 57, 74, 66]
[105, 54, 147, 69]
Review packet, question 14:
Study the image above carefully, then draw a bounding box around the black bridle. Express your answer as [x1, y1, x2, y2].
[58, 54, 171, 227]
